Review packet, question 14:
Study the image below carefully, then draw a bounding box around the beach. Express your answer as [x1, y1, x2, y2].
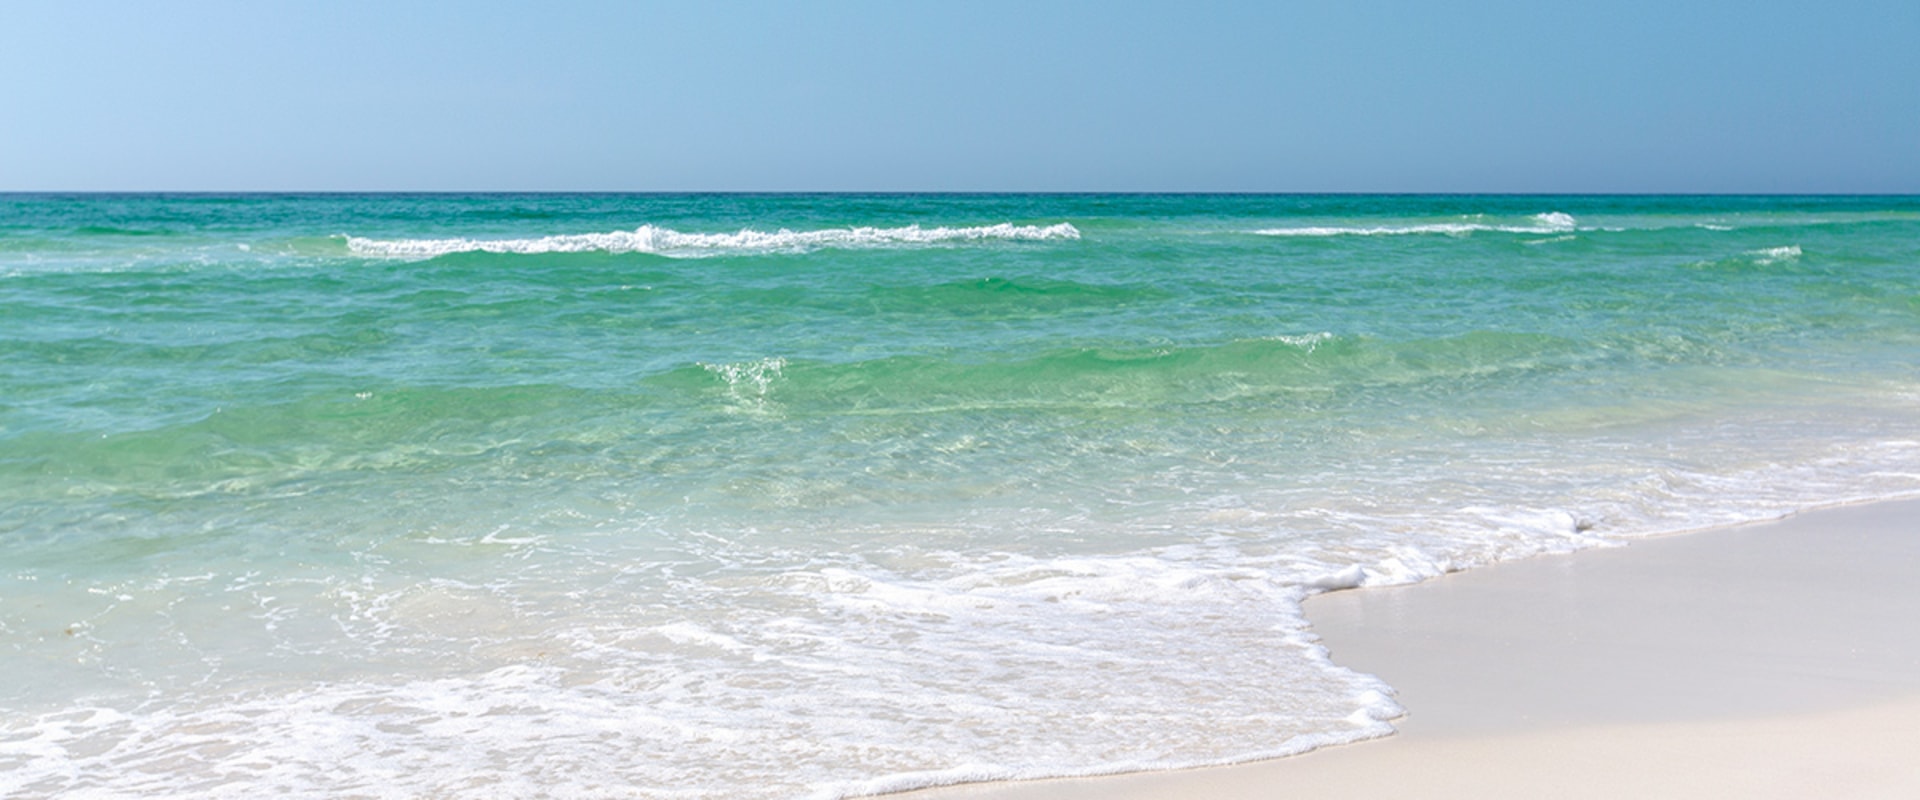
[5, 194, 1919, 798]
[7, 0, 1920, 791]
[905, 497, 1920, 799]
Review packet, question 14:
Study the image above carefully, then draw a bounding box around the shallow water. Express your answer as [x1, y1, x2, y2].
[4, 194, 1919, 798]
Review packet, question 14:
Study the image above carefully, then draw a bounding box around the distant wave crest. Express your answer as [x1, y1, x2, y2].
[344, 222, 1081, 259]
[1254, 212, 1577, 237]
[1748, 245, 1802, 264]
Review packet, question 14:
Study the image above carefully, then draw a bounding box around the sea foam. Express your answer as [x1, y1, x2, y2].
[13, 194, 1920, 800]
[344, 222, 1081, 259]
[1254, 212, 1577, 237]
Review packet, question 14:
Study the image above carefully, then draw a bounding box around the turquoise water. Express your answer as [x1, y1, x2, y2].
[4, 194, 1919, 797]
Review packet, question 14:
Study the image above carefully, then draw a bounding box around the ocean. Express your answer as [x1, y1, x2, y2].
[3, 193, 1918, 798]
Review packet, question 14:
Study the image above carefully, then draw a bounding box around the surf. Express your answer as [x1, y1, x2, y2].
[344, 221, 1081, 259]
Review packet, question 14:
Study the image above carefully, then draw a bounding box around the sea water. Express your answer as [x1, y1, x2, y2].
[3, 194, 1918, 798]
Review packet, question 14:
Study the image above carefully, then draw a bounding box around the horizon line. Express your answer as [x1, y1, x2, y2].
[5, 190, 1919, 198]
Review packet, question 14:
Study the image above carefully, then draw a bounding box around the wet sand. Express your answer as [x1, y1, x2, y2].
[902, 497, 1920, 799]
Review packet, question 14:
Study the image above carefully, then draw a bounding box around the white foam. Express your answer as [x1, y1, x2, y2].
[344, 222, 1081, 259]
[0, 550, 1405, 800]
[1534, 212, 1577, 229]
[701, 356, 788, 413]
[12, 373, 1920, 799]
[701, 356, 787, 392]
[11, 427, 1920, 799]
[1264, 332, 1336, 352]
[1254, 212, 1577, 237]
[1748, 245, 1803, 264]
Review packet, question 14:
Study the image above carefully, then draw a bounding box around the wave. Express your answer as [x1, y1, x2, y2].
[1243, 210, 1920, 239]
[862, 277, 1175, 316]
[343, 222, 1081, 259]
[70, 225, 176, 237]
[0, 331, 1591, 507]
[657, 331, 1603, 421]
[1253, 212, 1577, 237]
[1686, 245, 1809, 273]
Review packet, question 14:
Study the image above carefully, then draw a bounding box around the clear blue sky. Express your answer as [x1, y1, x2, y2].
[3, 0, 1915, 192]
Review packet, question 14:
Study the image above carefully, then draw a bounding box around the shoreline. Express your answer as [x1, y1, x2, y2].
[897, 496, 1920, 798]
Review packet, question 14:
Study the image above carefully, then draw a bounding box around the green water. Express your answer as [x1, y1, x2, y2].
[3, 194, 1919, 798]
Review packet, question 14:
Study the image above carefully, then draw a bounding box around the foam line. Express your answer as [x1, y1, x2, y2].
[1255, 212, 1577, 237]
[345, 223, 1081, 259]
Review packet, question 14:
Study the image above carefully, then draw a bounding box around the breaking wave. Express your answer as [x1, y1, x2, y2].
[1748, 245, 1803, 264]
[344, 222, 1081, 259]
[1254, 212, 1577, 237]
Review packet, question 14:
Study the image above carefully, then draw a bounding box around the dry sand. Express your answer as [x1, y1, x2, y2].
[901, 498, 1920, 799]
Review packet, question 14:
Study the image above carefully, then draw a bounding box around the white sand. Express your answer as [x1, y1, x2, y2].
[899, 498, 1920, 799]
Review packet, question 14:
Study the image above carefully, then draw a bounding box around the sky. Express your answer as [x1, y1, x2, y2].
[2, 0, 1916, 192]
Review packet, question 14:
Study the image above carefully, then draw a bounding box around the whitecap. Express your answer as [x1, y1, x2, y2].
[1263, 332, 1336, 353]
[1748, 245, 1802, 264]
[1252, 212, 1577, 238]
[344, 222, 1081, 259]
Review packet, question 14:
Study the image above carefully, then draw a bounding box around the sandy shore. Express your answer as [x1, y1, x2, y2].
[901, 497, 1920, 799]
